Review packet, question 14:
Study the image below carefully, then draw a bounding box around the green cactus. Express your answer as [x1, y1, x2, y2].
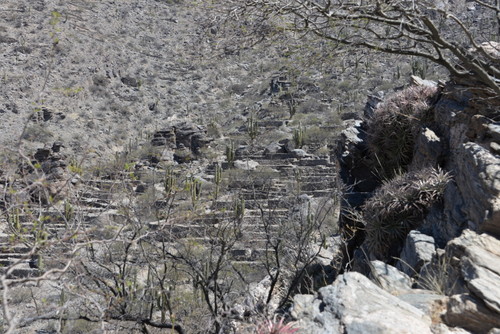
[214, 164, 223, 201]
[247, 113, 259, 141]
[411, 59, 428, 79]
[8, 207, 21, 233]
[156, 290, 170, 323]
[186, 176, 202, 208]
[64, 201, 74, 222]
[225, 141, 236, 166]
[164, 168, 176, 194]
[293, 168, 302, 194]
[293, 122, 305, 148]
[233, 198, 245, 221]
[287, 99, 297, 118]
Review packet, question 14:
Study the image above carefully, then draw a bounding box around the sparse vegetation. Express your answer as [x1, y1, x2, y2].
[1, 0, 498, 333]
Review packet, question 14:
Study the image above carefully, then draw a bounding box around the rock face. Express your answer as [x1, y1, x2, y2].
[397, 231, 436, 276]
[411, 127, 444, 170]
[444, 294, 500, 334]
[151, 122, 213, 160]
[455, 143, 500, 236]
[292, 272, 434, 334]
[445, 231, 500, 319]
[433, 83, 500, 240]
[369, 260, 412, 293]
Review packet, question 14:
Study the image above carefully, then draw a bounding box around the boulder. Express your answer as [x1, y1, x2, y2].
[444, 294, 500, 334]
[369, 260, 412, 293]
[455, 143, 500, 236]
[397, 231, 437, 276]
[426, 182, 467, 246]
[292, 272, 433, 334]
[431, 324, 472, 334]
[263, 142, 284, 155]
[233, 160, 259, 171]
[411, 127, 444, 170]
[445, 230, 500, 316]
[411, 75, 438, 88]
[337, 119, 379, 194]
[397, 289, 445, 315]
[279, 138, 296, 153]
[363, 91, 384, 119]
[291, 149, 308, 158]
[173, 146, 194, 164]
[34, 148, 51, 162]
[151, 127, 176, 147]
[151, 122, 213, 154]
[121, 76, 140, 88]
[292, 294, 341, 334]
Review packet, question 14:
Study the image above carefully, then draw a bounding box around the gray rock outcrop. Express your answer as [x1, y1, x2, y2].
[455, 142, 500, 236]
[151, 122, 213, 158]
[411, 127, 444, 170]
[397, 231, 437, 276]
[292, 272, 434, 334]
[445, 230, 500, 316]
[369, 260, 412, 293]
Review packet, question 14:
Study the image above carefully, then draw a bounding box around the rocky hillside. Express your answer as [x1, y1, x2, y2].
[0, 0, 499, 333]
[0, 0, 440, 162]
[291, 77, 500, 333]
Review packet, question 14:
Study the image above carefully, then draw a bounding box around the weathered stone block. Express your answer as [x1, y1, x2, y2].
[455, 143, 500, 236]
[397, 231, 436, 276]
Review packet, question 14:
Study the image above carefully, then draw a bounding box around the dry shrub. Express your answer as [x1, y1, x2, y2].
[417, 253, 459, 295]
[366, 85, 438, 179]
[362, 167, 450, 260]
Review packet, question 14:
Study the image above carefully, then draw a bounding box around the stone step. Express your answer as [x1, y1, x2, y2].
[0, 266, 40, 278]
[0, 245, 32, 253]
[230, 248, 274, 261]
[276, 165, 336, 174]
[0, 256, 29, 267]
[78, 190, 114, 201]
[149, 221, 283, 235]
[0, 233, 35, 243]
[77, 197, 115, 209]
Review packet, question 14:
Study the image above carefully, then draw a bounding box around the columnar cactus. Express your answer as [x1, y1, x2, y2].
[225, 141, 236, 166]
[293, 122, 305, 148]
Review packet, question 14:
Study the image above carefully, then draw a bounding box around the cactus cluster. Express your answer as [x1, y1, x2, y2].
[362, 167, 451, 260]
[366, 85, 438, 179]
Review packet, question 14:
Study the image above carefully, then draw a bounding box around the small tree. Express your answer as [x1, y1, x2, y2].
[213, 0, 500, 94]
